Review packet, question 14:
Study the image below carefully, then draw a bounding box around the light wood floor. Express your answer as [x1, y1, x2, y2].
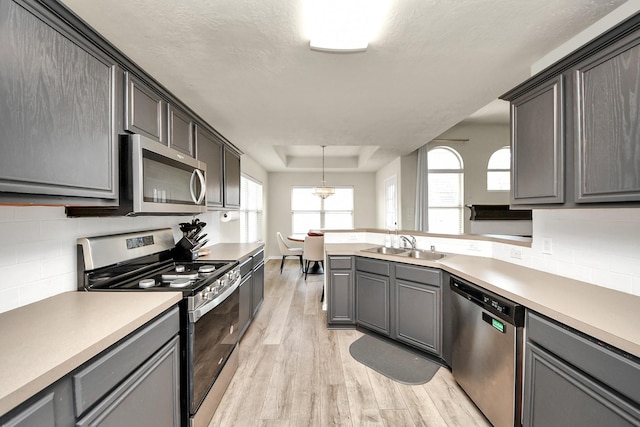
[210, 259, 491, 427]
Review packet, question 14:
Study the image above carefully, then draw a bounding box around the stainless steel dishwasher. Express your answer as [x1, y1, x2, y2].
[450, 275, 524, 427]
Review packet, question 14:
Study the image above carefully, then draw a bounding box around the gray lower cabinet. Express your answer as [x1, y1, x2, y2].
[124, 71, 166, 143]
[167, 104, 194, 156]
[195, 125, 224, 208]
[0, 307, 181, 427]
[76, 336, 180, 427]
[393, 264, 441, 355]
[510, 76, 565, 205]
[239, 272, 253, 339]
[355, 267, 390, 336]
[0, 0, 119, 203]
[223, 147, 241, 209]
[523, 311, 640, 426]
[327, 256, 355, 327]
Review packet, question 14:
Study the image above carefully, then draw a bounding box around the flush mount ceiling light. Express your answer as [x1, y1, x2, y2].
[305, 0, 390, 53]
[313, 145, 335, 199]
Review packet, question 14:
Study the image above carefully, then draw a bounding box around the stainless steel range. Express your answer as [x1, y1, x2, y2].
[77, 228, 240, 427]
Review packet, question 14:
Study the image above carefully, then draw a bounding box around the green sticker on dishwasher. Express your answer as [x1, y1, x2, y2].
[492, 318, 505, 333]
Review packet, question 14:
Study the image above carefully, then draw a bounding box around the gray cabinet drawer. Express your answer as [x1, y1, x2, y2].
[356, 257, 390, 276]
[395, 263, 440, 286]
[72, 307, 179, 417]
[76, 336, 180, 427]
[239, 257, 252, 277]
[527, 311, 640, 405]
[329, 256, 352, 270]
[1, 393, 55, 427]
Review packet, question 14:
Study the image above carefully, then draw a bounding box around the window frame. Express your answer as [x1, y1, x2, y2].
[239, 174, 263, 243]
[487, 146, 511, 192]
[427, 146, 464, 234]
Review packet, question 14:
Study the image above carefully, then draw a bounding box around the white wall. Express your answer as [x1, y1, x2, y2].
[267, 171, 376, 258]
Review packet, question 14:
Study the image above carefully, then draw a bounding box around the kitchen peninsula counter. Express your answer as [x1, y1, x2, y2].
[0, 291, 181, 417]
[325, 243, 640, 359]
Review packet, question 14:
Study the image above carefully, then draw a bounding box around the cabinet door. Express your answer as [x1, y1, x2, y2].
[124, 71, 166, 144]
[356, 272, 390, 335]
[167, 104, 194, 156]
[329, 270, 355, 324]
[195, 125, 224, 208]
[523, 342, 640, 427]
[224, 147, 241, 208]
[574, 32, 640, 203]
[76, 336, 181, 427]
[394, 279, 441, 355]
[252, 261, 265, 316]
[510, 76, 565, 204]
[0, 0, 117, 201]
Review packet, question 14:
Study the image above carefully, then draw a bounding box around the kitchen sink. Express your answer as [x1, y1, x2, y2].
[397, 249, 447, 260]
[361, 246, 409, 255]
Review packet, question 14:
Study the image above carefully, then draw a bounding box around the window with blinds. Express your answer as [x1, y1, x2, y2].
[487, 146, 511, 191]
[384, 175, 397, 229]
[428, 147, 464, 234]
[240, 175, 263, 243]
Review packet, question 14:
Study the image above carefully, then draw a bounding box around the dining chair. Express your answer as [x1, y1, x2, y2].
[276, 232, 303, 273]
[303, 235, 325, 280]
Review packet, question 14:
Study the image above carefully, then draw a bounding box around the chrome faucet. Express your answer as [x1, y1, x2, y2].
[399, 235, 416, 249]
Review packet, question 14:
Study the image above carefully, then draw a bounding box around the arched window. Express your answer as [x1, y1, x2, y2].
[487, 147, 511, 191]
[428, 147, 464, 234]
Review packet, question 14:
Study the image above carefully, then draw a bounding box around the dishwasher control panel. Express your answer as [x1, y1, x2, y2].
[483, 295, 510, 315]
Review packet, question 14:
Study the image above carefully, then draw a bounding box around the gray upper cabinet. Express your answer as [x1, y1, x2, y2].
[167, 104, 194, 156]
[195, 125, 224, 208]
[0, 0, 118, 203]
[224, 147, 241, 209]
[573, 30, 640, 203]
[510, 76, 565, 205]
[502, 12, 640, 208]
[124, 71, 166, 144]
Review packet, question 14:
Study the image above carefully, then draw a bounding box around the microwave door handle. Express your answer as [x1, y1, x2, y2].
[189, 170, 199, 204]
[195, 169, 206, 204]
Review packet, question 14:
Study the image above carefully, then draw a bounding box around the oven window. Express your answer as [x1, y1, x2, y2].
[191, 288, 239, 412]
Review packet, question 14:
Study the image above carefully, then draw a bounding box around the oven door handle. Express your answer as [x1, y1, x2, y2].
[189, 278, 240, 323]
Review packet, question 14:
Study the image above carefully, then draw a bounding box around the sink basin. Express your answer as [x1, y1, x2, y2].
[398, 249, 447, 261]
[361, 246, 408, 255]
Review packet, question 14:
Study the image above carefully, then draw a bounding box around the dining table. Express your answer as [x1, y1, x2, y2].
[288, 233, 324, 274]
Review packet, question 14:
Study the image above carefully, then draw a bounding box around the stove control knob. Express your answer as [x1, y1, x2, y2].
[175, 265, 186, 273]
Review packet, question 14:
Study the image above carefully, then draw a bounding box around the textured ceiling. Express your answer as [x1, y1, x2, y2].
[59, 0, 628, 172]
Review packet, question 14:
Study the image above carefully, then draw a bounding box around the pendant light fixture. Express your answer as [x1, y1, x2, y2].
[313, 145, 335, 199]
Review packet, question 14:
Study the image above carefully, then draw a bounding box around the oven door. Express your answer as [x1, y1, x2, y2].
[187, 280, 240, 415]
[130, 134, 207, 214]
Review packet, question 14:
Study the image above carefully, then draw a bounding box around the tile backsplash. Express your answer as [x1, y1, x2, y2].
[0, 206, 224, 313]
[492, 208, 640, 296]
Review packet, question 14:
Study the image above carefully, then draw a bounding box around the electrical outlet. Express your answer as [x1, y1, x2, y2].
[467, 242, 481, 251]
[348, 234, 357, 241]
[542, 238, 553, 255]
[510, 248, 522, 259]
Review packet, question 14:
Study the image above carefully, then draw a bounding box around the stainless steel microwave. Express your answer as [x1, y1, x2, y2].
[127, 134, 207, 215]
[66, 134, 207, 217]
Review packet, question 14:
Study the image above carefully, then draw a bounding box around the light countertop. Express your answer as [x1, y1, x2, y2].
[0, 291, 181, 417]
[198, 242, 264, 262]
[326, 243, 640, 358]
